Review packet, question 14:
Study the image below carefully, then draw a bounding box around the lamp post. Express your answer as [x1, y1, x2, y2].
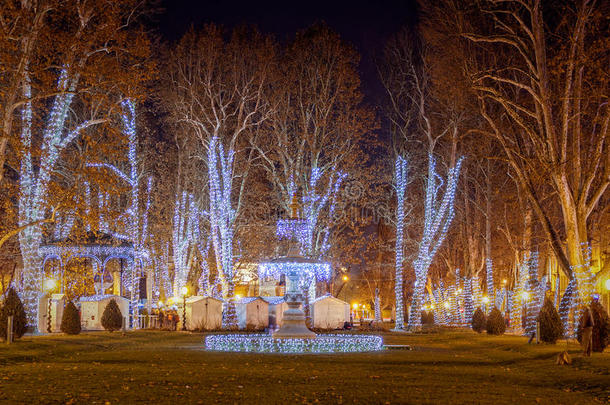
[181, 286, 188, 331]
[43, 278, 57, 333]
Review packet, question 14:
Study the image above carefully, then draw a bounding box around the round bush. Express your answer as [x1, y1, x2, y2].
[537, 297, 563, 344]
[486, 307, 506, 335]
[101, 299, 123, 332]
[60, 301, 81, 335]
[0, 287, 28, 339]
[471, 307, 486, 333]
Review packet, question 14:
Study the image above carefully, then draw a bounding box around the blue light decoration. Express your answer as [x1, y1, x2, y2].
[259, 261, 332, 283]
[374, 287, 382, 323]
[486, 258, 494, 311]
[17, 67, 107, 324]
[205, 334, 383, 353]
[560, 243, 595, 337]
[407, 155, 463, 330]
[463, 277, 474, 325]
[393, 156, 408, 330]
[276, 218, 309, 247]
[297, 167, 346, 257]
[524, 252, 540, 337]
[207, 136, 238, 328]
[509, 258, 528, 334]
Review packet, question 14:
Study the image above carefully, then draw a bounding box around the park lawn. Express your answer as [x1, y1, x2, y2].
[0, 329, 608, 404]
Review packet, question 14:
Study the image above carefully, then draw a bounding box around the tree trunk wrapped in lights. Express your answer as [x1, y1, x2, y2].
[208, 137, 238, 328]
[407, 155, 463, 330]
[393, 156, 408, 330]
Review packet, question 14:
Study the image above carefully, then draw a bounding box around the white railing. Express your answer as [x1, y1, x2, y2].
[130, 315, 159, 329]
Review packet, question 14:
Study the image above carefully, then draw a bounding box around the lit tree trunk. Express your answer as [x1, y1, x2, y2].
[408, 155, 463, 330]
[374, 287, 382, 323]
[208, 137, 237, 328]
[393, 156, 407, 330]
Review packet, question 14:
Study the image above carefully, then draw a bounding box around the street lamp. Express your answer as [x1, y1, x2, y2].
[181, 286, 188, 331]
[44, 278, 57, 333]
[342, 275, 349, 282]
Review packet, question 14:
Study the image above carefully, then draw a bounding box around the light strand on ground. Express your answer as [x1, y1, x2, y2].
[205, 334, 384, 353]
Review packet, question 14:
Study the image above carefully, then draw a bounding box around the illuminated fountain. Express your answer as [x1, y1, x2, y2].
[204, 196, 383, 353]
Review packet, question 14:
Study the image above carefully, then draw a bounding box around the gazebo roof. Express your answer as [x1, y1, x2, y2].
[42, 231, 133, 248]
[39, 231, 135, 261]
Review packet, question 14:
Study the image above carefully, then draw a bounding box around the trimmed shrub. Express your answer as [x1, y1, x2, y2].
[101, 299, 123, 332]
[486, 307, 506, 335]
[577, 300, 610, 352]
[60, 301, 81, 335]
[471, 307, 486, 333]
[537, 298, 563, 344]
[0, 288, 28, 339]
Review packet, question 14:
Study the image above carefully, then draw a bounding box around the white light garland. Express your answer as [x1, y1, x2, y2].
[208, 136, 238, 328]
[259, 262, 332, 283]
[524, 252, 540, 336]
[486, 258, 494, 310]
[393, 156, 408, 330]
[408, 155, 463, 330]
[204, 334, 384, 353]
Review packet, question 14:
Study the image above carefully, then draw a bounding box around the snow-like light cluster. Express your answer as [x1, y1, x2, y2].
[259, 262, 332, 283]
[560, 243, 595, 337]
[408, 155, 463, 330]
[298, 167, 346, 257]
[204, 334, 384, 353]
[208, 136, 238, 328]
[524, 252, 540, 336]
[276, 218, 309, 247]
[486, 258, 494, 309]
[393, 156, 408, 330]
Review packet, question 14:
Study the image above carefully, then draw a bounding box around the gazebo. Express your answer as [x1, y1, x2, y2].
[38, 231, 136, 296]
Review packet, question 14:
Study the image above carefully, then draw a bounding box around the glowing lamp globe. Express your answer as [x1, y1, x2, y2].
[482, 296, 490, 304]
[180, 286, 188, 296]
[43, 278, 57, 292]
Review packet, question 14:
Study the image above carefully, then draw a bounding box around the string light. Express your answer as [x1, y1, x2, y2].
[208, 136, 238, 328]
[464, 277, 474, 325]
[393, 156, 408, 330]
[204, 334, 384, 353]
[259, 261, 331, 283]
[524, 252, 540, 336]
[407, 155, 463, 330]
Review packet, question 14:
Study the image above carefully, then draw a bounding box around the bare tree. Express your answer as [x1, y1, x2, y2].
[457, 0, 609, 303]
[162, 25, 274, 327]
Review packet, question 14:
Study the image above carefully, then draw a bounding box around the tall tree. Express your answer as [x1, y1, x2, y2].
[13, 0, 151, 322]
[162, 25, 274, 328]
[457, 0, 609, 303]
[253, 23, 373, 258]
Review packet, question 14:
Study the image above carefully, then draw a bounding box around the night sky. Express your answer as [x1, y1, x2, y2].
[158, 0, 419, 105]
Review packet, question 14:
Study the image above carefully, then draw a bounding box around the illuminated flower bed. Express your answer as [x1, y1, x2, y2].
[205, 334, 384, 353]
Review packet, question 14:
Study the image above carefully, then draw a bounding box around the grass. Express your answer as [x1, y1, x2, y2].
[0, 329, 608, 404]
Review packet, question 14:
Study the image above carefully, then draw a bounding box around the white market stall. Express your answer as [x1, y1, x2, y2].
[235, 297, 269, 330]
[185, 296, 223, 330]
[37, 293, 65, 333]
[80, 295, 129, 331]
[311, 295, 350, 329]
